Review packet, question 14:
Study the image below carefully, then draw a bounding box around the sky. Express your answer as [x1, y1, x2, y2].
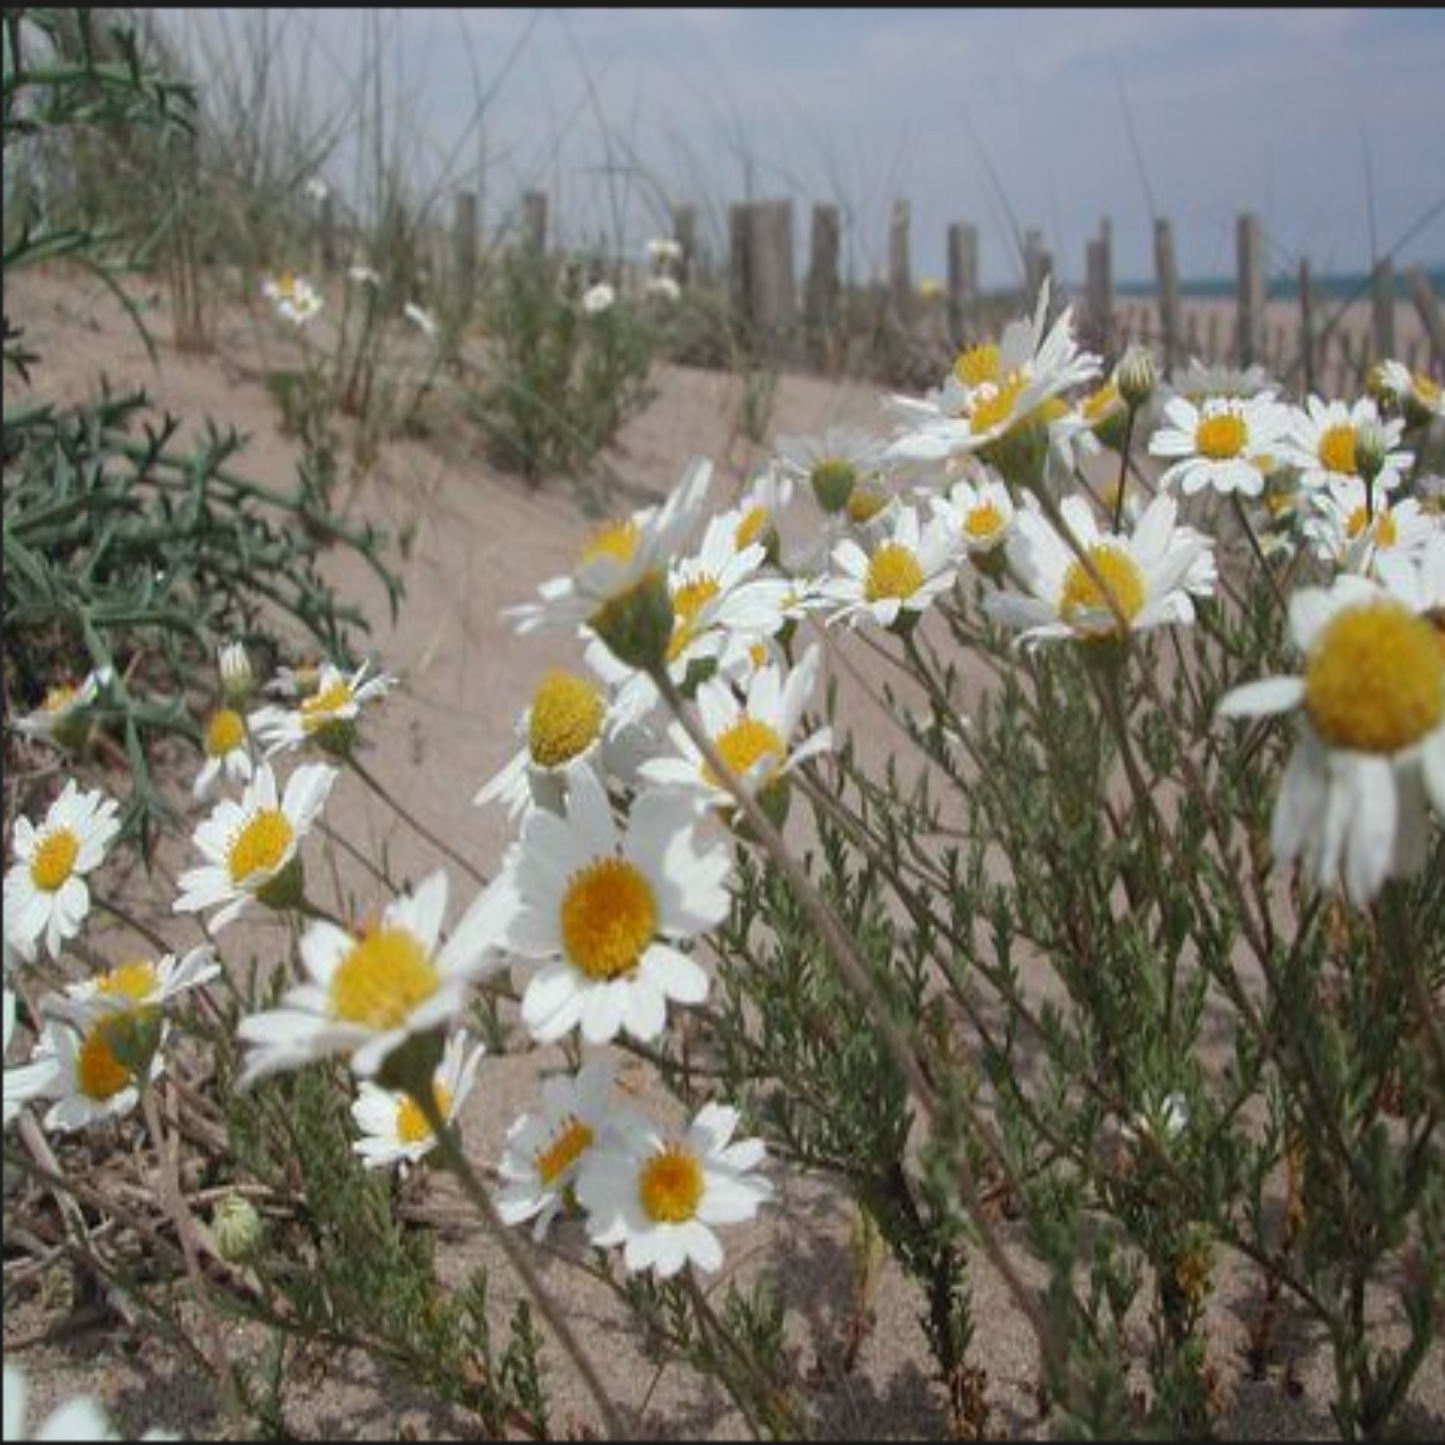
[166, 8, 1445, 288]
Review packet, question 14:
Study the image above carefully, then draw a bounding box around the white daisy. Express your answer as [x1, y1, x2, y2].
[577, 1101, 772, 1278]
[932, 474, 1017, 561]
[663, 514, 793, 685]
[886, 281, 1100, 472]
[1149, 393, 1292, 499]
[639, 645, 833, 809]
[497, 1058, 618, 1239]
[5, 989, 58, 1127]
[1375, 360, 1444, 424]
[237, 869, 514, 1083]
[1279, 397, 1411, 495]
[645, 276, 682, 304]
[645, 237, 683, 266]
[822, 504, 959, 632]
[351, 1030, 485, 1171]
[1218, 574, 1445, 904]
[249, 660, 394, 758]
[775, 427, 887, 516]
[502, 768, 730, 1046]
[1168, 359, 1276, 403]
[404, 301, 439, 337]
[475, 661, 657, 822]
[41, 1012, 167, 1133]
[4, 782, 121, 961]
[12, 666, 112, 749]
[1301, 479, 1437, 576]
[43, 946, 220, 1031]
[193, 706, 253, 801]
[3, 1360, 173, 1442]
[582, 283, 616, 316]
[986, 492, 1215, 647]
[173, 762, 336, 931]
[508, 458, 712, 647]
[262, 272, 323, 327]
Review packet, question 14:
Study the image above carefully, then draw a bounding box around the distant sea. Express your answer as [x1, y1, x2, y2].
[1113, 268, 1445, 302]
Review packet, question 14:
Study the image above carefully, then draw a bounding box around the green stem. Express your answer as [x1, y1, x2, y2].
[413, 1089, 631, 1440]
[1113, 405, 1138, 534]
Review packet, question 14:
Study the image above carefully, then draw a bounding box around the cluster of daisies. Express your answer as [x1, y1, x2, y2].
[5, 281, 1442, 1294]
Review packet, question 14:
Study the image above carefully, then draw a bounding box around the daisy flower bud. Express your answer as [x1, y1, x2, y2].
[1116, 345, 1157, 410]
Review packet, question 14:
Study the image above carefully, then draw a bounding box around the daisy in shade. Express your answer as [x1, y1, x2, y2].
[775, 428, 887, 517]
[5, 1360, 173, 1442]
[43, 947, 220, 1030]
[1279, 397, 1411, 495]
[1169, 359, 1276, 403]
[193, 705, 253, 800]
[5, 989, 57, 1127]
[249, 660, 394, 758]
[41, 1011, 167, 1133]
[1218, 572, 1445, 904]
[886, 281, 1100, 472]
[1374, 360, 1444, 426]
[508, 458, 712, 646]
[1150, 391, 1292, 499]
[639, 645, 833, 811]
[173, 762, 336, 930]
[4, 782, 121, 961]
[726, 466, 794, 563]
[237, 869, 515, 1084]
[263, 272, 323, 326]
[502, 768, 730, 1046]
[576, 1101, 772, 1278]
[986, 492, 1214, 647]
[822, 504, 959, 632]
[932, 473, 1017, 565]
[351, 1030, 485, 1171]
[497, 1058, 618, 1239]
[12, 667, 111, 749]
[1301, 479, 1437, 577]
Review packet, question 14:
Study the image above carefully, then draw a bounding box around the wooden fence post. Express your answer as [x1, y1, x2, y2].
[1237, 212, 1265, 367]
[1298, 258, 1316, 395]
[730, 200, 796, 359]
[805, 202, 841, 368]
[947, 222, 978, 343]
[452, 188, 478, 310]
[1085, 219, 1114, 355]
[522, 190, 548, 253]
[1371, 258, 1397, 361]
[889, 198, 913, 327]
[1154, 217, 1182, 374]
[1407, 264, 1445, 367]
[672, 204, 698, 285]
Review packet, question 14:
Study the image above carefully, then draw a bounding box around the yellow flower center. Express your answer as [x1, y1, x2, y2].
[1084, 381, 1120, 424]
[77, 1021, 132, 1101]
[1059, 547, 1147, 633]
[43, 683, 80, 715]
[668, 575, 721, 663]
[301, 680, 352, 734]
[395, 1083, 453, 1146]
[1414, 373, 1441, 406]
[560, 858, 657, 980]
[206, 708, 246, 757]
[1195, 410, 1248, 461]
[1345, 507, 1398, 549]
[953, 343, 1000, 390]
[227, 809, 294, 885]
[639, 1144, 705, 1224]
[30, 828, 80, 892]
[329, 926, 441, 1031]
[528, 671, 605, 769]
[847, 488, 890, 524]
[1318, 423, 1358, 477]
[1304, 601, 1444, 753]
[97, 960, 159, 1002]
[964, 500, 1007, 542]
[581, 519, 639, 568]
[706, 716, 785, 787]
[536, 1116, 595, 1186]
[865, 544, 924, 604]
[734, 506, 769, 551]
[970, 374, 1026, 435]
